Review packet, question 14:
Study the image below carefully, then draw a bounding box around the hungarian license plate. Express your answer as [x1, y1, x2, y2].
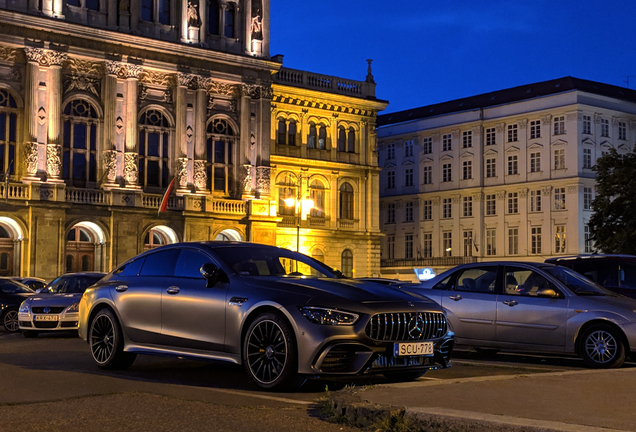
[35, 315, 59, 322]
[394, 341, 434, 357]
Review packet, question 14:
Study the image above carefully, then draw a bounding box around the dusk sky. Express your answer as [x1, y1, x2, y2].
[270, 0, 636, 114]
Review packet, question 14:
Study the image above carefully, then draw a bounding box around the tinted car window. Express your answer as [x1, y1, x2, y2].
[46, 276, 67, 293]
[0, 280, 33, 294]
[570, 261, 617, 287]
[115, 256, 146, 277]
[174, 249, 210, 279]
[541, 265, 615, 296]
[456, 267, 497, 293]
[619, 262, 636, 290]
[139, 249, 179, 277]
[65, 275, 103, 293]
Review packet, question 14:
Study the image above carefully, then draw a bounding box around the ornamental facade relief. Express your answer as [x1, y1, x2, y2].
[46, 144, 62, 178]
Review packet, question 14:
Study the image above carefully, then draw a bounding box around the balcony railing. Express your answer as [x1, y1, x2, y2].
[381, 257, 478, 268]
[273, 67, 376, 98]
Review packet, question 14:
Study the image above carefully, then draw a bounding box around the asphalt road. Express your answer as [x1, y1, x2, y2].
[0, 329, 631, 431]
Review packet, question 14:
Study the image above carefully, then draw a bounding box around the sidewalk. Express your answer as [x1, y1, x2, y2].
[328, 367, 636, 431]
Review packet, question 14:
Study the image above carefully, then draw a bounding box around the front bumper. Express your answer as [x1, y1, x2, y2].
[18, 311, 80, 331]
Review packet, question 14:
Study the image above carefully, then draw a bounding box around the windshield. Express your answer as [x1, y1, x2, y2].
[214, 247, 340, 278]
[46, 275, 103, 294]
[0, 280, 34, 294]
[541, 265, 617, 296]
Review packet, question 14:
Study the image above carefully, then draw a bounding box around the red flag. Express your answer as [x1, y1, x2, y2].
[158, 177, 176, 214]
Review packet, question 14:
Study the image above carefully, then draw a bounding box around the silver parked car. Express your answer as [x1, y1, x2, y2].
[407, 261, 636, 368]
[78, 242, 454, 390]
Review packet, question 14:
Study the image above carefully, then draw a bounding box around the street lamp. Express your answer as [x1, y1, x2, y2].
[284, 176, 313, 253]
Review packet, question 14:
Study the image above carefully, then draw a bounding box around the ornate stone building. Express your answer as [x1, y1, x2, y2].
[0, 1, 387, 279]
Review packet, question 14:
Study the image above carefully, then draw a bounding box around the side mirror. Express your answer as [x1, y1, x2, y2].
[200, 263, 225, 288]
[536, 287, 559, 298]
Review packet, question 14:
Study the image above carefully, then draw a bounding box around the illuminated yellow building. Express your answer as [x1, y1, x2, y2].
[0, 1, 387, 279]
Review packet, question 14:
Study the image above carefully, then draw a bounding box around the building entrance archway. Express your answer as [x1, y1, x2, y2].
[0, 217, 24, 276]
[215, 229, 243, 242]
[65, 222, 106, 273]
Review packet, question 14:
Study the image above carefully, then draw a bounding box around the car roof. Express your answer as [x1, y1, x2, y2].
[56, 272, 106, 278]
[546, 254, 636, 263]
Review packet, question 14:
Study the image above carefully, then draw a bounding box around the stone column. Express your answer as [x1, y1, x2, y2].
[194, 80, 208, 192]
[102, 62, 119, 186]
[240, 83, 254, 198]
[23, 48, 42, 179]
[175, 73, 190, 191]
[46, 57, 63, 180]
[124, 63, 142, 187]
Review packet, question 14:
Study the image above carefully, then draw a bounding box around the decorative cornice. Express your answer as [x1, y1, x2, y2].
[25, 47, 67, 66]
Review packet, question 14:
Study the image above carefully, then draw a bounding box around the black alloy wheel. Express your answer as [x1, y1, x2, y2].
[579, 324, 625, 369]
[243, 312, 304, 391]
[89, 309, 136, 370]
[2, 308, 19, 332]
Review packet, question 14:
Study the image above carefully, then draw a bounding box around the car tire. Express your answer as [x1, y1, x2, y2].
[243, 311, 305, 391]
[2, 308, 19, 332]
[88, 308, 136, 370]
[22, 330, 39, 338]
[383, 370, 427, 382]
[579, 324, 626, 369]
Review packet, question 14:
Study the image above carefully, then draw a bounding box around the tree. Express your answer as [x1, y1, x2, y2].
[589, 148, 636, 254]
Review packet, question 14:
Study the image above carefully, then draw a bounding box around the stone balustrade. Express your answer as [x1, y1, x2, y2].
[273, 67, 376, 98]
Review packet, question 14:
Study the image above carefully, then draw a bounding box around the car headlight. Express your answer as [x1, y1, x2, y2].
[65, 302, 79, 313]
[300, 306, 359, 325]
[19, 302, 30, 313]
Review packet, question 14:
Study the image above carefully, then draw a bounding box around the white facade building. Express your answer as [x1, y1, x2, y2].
[377, 77, 636, 280]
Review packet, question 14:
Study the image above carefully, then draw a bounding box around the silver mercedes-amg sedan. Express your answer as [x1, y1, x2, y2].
[78, 242, 453, 390]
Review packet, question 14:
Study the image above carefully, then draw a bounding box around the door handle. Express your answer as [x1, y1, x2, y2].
[503, 300, 518, 307]
[166, 286, 180, 295]
[115, 285, 128, 292]
[449, 295, 462, 301]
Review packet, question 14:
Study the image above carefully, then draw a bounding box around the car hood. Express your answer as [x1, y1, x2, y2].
[2, 292, 34, 304]
[577, 294, 636, 317]
[242, 276, 443, 313]
[24, 292, 82, 306]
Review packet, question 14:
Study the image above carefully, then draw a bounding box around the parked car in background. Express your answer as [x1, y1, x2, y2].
[0, 278, 34, 332]
[9, 277, 47, 292]
[546, 255, 636, 299]
[79, 242, 454, 391]
[355, 277, 421, 289]
[407, 261, 636, 369]
[18, 272, 105, 337]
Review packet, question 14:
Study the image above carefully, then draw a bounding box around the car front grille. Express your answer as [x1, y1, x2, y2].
[365, 312, 447, 341]
[32, 307, 65, 314]
[60, 321, 77, 328]
[33, 321, 59, 329]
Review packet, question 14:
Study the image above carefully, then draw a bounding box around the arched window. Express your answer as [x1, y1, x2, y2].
[67, 227, 93, 242]
[278, 173, 297, 216]
[309, 180, 325, 218]
[66, 255, 74, 273]
[206, 118, 235, 194]
[0, 89, 18, 177]
[308, 123, 317, 149]
[144, 228, 167, 250]
[339, 183, 354, 220]
[318, 125, 327, 150]
[288, 120, 296, 146]
[139, 109, 171, 189]
[341, 249, 353, 278]
[81, 255, 90, 271]
[224, 3, 235, 38]
[208, 0, 220, 35]
[347, 127, 355, 153]
[338, 126, 346, 152]
[277, 120, 286, 145]
[312, 248, 324, 263]
[63, 99, 98, 187]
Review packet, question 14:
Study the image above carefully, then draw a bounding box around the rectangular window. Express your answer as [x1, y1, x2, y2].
[387, 170, 395, 188]
[530, 152, 541, 173]
[530, 120, 541, 139]
[404, 140, 414, 157]
[462, 160, 472, 180]
[386, 203, 395, 224]
[531, 227, 542, 254]
[554, 187, 566, 210]
[554, 149, 565, 170]
[422, 233, 432, 258]
[508, 228, 519, 255]
[386, 235, 395, 259]
[405, 202, 414, 222]
[555, 225, 566, 253]
[463, 196, 473, 217]
[507, 155, 518, 175]
[583, 115, 592, 134]
[530, 190, 542, 212]
[485, 127, 496, 146]
[554, 116, 565, 135]
[601, 118, 609, 137]
[442, 134, 452, 152]
[386, 143, 395, 160]
[423, 166, 432, 185]
[463, 230, 473, 257]
[486, 158, 496, 178]
[405, 234, 413, 259]
[583, 148, 592, 169]
[462, 131, 472, 148]
[443, 232, 452, 257]
[442, 163, 452, 182]
[422, 137, 432, 154]
[584, 187, 593, 210]
[423, 200, 432, 220]
[443, 198, 452, 219]
[486, 194, 496, 216]
[619, 122, 627, 140]
[486, 229, 496, 256]
[405, 168, 414, 187]
[584, 225, 592, 253]
[507, 192, 518, 214]
[507, 124, 518, 142]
